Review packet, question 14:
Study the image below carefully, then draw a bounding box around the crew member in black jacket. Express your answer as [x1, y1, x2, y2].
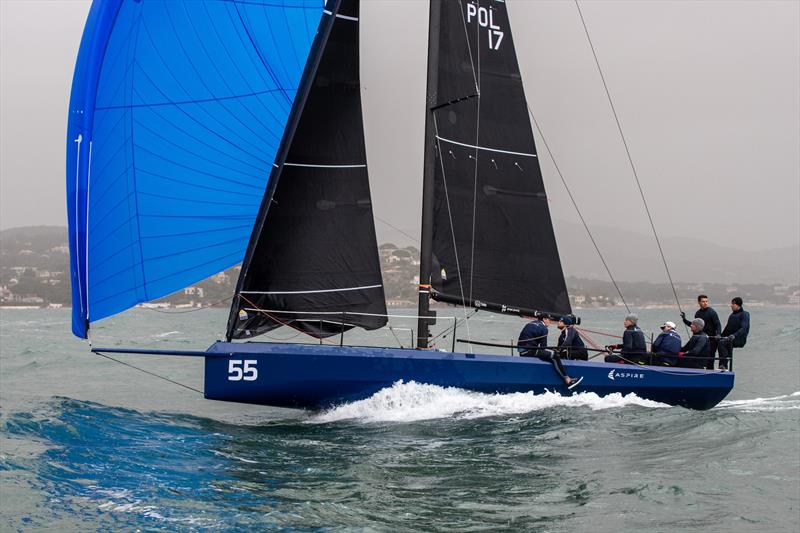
[681, 294, 722, 369]
[605, 314, 648, 364]
[677, 318, 711, 368]
[717, 297, 750, 371]
[556, 316, 589, 361]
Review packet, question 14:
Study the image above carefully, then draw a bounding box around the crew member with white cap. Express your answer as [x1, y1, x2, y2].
[652, 320, 682, 366]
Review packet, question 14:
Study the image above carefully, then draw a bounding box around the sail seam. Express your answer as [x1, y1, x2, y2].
[435, 136, 537, 157]
[129, 8, 149, 302]
[241, 284, 382, 295]
[94, 88, 286, 110]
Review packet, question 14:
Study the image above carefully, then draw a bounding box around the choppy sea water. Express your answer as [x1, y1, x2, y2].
[1, 307, 798, 531]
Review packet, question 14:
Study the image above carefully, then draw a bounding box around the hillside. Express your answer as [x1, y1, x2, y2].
[1, 226, 797, 309]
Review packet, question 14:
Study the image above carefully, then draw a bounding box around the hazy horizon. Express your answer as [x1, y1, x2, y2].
[2, 0, 798, 256]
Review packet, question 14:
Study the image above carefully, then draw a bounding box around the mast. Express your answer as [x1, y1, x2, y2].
[416, 0, 442, 349]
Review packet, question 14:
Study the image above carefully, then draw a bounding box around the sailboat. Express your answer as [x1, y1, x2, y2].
[66, 0, 734, 410]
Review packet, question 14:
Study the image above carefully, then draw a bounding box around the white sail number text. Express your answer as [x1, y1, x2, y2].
[466, 3, 504, 50]
[228, 359, 258, 381]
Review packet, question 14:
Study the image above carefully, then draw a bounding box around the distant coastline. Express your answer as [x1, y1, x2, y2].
[2, 226, 798, 310]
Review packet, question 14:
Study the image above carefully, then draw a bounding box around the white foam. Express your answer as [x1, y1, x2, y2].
[718, 391, 800, 412]
[309, 381, 669, 424]
[154, 331, 180, 338]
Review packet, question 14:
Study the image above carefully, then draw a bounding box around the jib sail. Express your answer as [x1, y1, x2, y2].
[227, 0, 387, 340]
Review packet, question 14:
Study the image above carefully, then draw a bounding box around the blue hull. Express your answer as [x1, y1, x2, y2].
[204, 342, 734, 410]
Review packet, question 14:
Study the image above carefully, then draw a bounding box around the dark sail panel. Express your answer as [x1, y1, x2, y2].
[228, 0, 387, 339]
[425, 0, 571, 317]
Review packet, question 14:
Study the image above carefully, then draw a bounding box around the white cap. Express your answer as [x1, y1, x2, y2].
[661, 321, 676, 329]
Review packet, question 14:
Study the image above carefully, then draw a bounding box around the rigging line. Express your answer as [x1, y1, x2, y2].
[433, 115, 473, 349]
[574, 1, 684, 323]
[574, 325, 623, 339]
[237, 294, 340, 345]
[142, 295, 233, 314]
[429, 309, 479, 344]
[373, 215, 420, 245]
[526, 104, 630, 313]
[93, 350, 204, 395]
[388, 326, 405, 348]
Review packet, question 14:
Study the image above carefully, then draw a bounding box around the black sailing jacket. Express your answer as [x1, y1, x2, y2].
[621, 325, 647, 355]
[557, 327, 588, 360]
[681, 332, 710, 357]
[722, 308, 751, 347]
[682, 307, 722, 337]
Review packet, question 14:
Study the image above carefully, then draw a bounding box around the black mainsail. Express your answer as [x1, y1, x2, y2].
[227, 0, 387, 340]
[418, 0, 571, 346]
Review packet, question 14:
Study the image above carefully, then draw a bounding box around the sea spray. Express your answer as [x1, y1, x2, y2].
[309, 381, 670, 424]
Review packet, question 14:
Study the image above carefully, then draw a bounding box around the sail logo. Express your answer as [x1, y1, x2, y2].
[466, 3, 504, 50]
[608, 370, 645, 381]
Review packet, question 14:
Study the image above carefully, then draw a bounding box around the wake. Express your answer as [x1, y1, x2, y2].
[718, 391, 800, 412]
[309, 381, 669, 423]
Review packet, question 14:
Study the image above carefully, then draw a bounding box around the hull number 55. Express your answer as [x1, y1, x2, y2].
[228, 360, 258, 381]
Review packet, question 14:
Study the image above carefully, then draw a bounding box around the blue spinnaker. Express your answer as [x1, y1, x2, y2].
[66, 0, 324, 338]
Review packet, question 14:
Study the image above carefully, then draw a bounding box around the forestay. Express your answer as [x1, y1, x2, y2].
[66, 0, 324, 338]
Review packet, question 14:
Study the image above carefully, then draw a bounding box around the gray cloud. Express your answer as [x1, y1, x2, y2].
[2, 0, 798, 257]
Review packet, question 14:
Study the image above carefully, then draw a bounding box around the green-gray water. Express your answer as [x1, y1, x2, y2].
[1, 307, 798, 531]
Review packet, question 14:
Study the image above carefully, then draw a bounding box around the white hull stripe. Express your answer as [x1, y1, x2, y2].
[241, 284, 382, 295]
[323, 10, 358, 22]
[283, 162, 366, 169]
[436, 135, 537, 158]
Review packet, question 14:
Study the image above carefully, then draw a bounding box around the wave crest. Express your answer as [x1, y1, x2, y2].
[309, 381, 669, 423]
[718, 391, 800, 412]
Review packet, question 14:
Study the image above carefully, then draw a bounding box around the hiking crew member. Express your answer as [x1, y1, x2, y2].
[717, 297, 750, 371]
[681, 294, 722, 369]
[517, 315, 550, 357]
[518, 315, 580, 388]
[652, 321, 682, 366]
[605, 314, 648, 364]
[678, 318, 710, 368]
[556, 315, 588, 361]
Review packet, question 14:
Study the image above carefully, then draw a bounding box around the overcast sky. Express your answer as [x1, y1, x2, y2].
[1, 0, 798, 253]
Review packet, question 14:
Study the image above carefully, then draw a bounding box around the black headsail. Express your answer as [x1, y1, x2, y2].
[418, 0, 571, 345]
[227, 0, 387, 340]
